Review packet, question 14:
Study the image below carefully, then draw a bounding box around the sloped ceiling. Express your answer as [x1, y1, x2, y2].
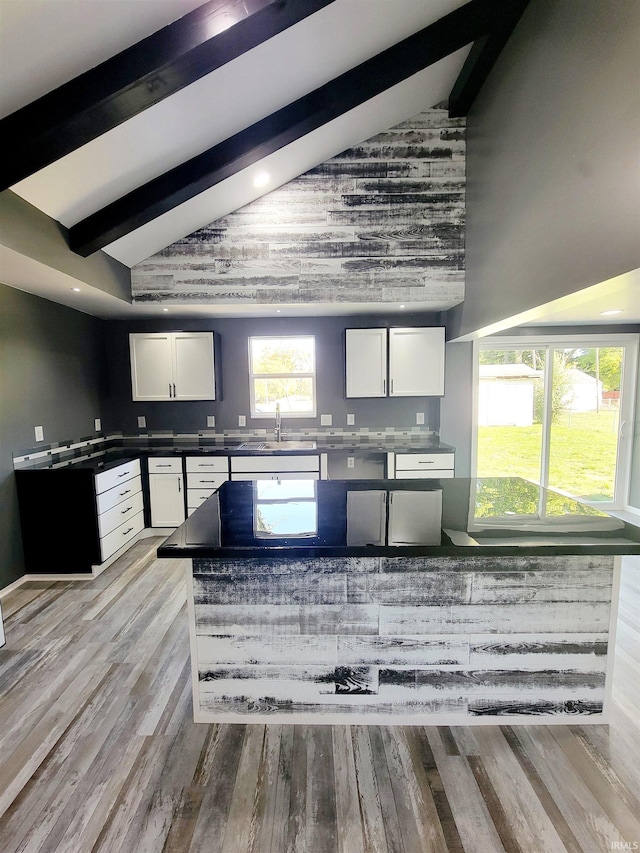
[0, 0, 529, 317]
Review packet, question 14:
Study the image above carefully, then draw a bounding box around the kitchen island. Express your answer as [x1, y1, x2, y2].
[158, 477, 639, 725]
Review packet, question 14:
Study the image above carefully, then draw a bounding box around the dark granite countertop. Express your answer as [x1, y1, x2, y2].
[18, 437, 455, 474]
[157, 477, 640, 558]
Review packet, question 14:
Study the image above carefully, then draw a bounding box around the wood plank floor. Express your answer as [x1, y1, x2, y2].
[0, 542, 638, 853]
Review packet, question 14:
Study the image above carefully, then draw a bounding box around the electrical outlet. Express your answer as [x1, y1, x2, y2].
[207, 416, 215, 427]
[137, 416, 146, 428]
[346, 413, 355, 426]
[238, 415, 246, 427]
[34, 425, 44, 442]
[321, 414, 332, 426]
[94, 418, 101, 431]
[416, 412, 425, 425]
[347, 456, 355, 469]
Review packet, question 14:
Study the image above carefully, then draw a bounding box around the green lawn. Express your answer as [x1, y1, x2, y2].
[477, 410, 619, 501]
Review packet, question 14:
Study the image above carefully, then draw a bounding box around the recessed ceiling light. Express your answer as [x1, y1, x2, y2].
[275, 309, 281, 313]
[253, 171, 270, 188]
[399, 304, 406, 309]
[71, 287, 81, 292]
[600, 309, 623, 316]
[162, 308, 169, 312]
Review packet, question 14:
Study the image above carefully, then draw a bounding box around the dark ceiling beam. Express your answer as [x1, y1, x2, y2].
[448, 0, 530, 117]
[69, 0, 512, 257]
[0, 0, 337, 191]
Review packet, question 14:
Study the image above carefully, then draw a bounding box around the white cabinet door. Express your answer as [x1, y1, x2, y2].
[130, 334, 173, 401]
[173, 333, 215, 400]
[345, 328, 387, 398]
[389, 327, 445, 396]
[130, 332, 215, 401]
[149, 473, 185, 526]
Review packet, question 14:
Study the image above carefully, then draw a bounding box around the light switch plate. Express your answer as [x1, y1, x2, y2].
[34, 425, 44, 442]
[346, 414, 355, 425]
[347, 456, 355, 468]
[321, 414, 332, 426]
[94, 418, 101, 431]
[207, 416, 215, 427]
[137, 416, 146, 428]
[238, 415, 246, 427]
[416, 412, 425, 425]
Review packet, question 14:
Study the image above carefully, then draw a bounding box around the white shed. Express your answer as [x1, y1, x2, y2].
[478, 363, 543, 426]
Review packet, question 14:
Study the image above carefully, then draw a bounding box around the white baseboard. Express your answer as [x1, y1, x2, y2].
[0, 575, 29, 598]
[0, 528, 174, 594]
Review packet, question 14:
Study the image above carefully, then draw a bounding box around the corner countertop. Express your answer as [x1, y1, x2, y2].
[157, 477, 640, 559]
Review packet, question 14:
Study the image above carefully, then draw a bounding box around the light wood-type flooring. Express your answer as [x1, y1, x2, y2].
[0, 540, 638, 853]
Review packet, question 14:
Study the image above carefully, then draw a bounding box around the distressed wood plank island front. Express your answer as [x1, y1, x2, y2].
[157, 477, 639, 725]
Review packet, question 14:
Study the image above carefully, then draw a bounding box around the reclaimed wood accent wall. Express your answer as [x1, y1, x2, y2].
[131, 109, 465, 307]
[190, 554, 615, 724]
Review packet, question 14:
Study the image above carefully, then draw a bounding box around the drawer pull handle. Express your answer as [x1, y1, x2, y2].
[199, 479, 216, 484]
[123, 527, 134, 535]
[117, 471, 130, 477]
[121, 506, 133, 513]
[418, 461, 434, 464]
[119, 489, 131, 496]
[156, 464, 172, 468]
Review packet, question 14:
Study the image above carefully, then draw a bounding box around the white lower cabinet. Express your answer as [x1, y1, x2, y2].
[390, 452, 455, 479]
[148, 457, 185, 527]
[95, 459, 145, 561]
[230, 454, 320, 481]
[186, 456, 229, 515]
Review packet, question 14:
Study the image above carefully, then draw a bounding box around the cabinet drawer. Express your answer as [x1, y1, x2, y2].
[95, 459, 140, 495]
[95, 475, 143, 514]
[396, 469, 454, 479]
[100, 510, 144, 561]
[187, 489, 219, 513]
[230, 455, 319, 473]
[231, 471, 320, 481]
[395, 453, 455, 470]
[187, 473, 228, 491]
[186, 456, 228, 474]
[148, 457, 183, 473]
[98, 490, 144, 538]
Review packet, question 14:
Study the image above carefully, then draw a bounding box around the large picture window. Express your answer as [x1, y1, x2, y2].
[474, 335, 638, 509]
[248, 336, 316, 418]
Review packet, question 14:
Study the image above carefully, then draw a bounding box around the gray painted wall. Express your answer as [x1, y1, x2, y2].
[439, 341, 474, 477]
[104, 313, 444, 435]
[447, 0, 640, 340]
[0, 284, 108, 587]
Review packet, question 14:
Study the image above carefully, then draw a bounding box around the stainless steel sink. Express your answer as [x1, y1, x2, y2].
[236, 440, 317, 451]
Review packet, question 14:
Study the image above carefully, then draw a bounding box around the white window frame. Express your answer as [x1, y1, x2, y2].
[248, 335, 317, 419]
[471, 334, 638, 511]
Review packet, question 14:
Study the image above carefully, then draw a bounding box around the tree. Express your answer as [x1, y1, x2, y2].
[572, 348, 623, 392]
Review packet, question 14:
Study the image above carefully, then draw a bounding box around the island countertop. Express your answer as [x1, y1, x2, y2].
[157, 477, 640, 559]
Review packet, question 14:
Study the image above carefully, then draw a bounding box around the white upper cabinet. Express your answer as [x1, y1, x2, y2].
[389, 327, 445, 397]
[345, 328, 387, 398]
[130, 332, 215, 401]
[345, 327, 445, 398]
